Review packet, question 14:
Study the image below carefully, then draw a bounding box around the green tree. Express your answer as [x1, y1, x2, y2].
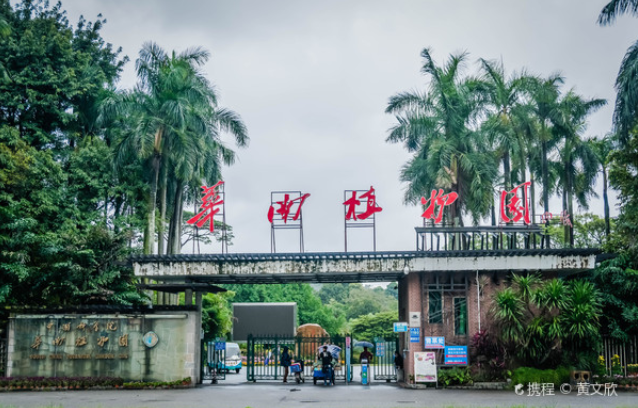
[592, 255, 638, 340]
[0, 0, 123, 148]
[478, 59, 530, 194]
[0, 1, 141, 308]
[525, 75, 564, 236]
[490, 274, 602, 369]
[202, 292, 234, 340]
[350, 311, 398, 342]
[386, 48, 498, 225]
[599, 0, 638, 142]
[112, 42, 247, 255]
[552, 91, 606, 246]
[590, 136, 615, 237]
[225, 283, 346, 335]
[318, 283, 350, 305]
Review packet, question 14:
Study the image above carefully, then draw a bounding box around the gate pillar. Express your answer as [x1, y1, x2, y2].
[398, 272, 422, 384]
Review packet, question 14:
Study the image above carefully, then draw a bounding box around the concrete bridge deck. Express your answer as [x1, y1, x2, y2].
[131, 248, 601, 284]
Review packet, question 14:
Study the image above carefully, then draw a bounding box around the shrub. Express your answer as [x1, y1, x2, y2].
[511, 366, 571, 386]
[437, 367, 473, 387]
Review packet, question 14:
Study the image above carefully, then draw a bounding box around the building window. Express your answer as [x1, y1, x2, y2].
[454, 297, 467, 335]
[429, 291, 442, 323]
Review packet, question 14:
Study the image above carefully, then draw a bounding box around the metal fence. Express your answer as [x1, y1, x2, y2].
[201, 340, 227, 383]
[247, 334, 351, 382]
[602, 335, 638, 376]
[371, 336, 399, 381]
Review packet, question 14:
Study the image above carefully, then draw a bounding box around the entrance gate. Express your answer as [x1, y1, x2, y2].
[247, 334, 352, 382]
[202, 339, 227, 383]
[372, 336, 399, 381]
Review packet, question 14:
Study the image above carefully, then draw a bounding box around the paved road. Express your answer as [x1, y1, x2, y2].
[1, 379, 636, 408]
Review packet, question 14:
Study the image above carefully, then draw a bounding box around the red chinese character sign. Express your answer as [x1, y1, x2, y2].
[187, 181, 228, 253]
[343, 187, 383, 252]
[500, 182, 531, 224]
[268, 191, 310, 253]
[344, 187, 383, 221]
[420, 189, 458, 224]
[188, 181, 224, 232]
[268, 193, 310, 224]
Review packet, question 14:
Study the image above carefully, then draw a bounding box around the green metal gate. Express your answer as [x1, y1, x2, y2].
[247, 334, 352, 382]
[372, 336, 398, 381]
[202, 339, 227, 383]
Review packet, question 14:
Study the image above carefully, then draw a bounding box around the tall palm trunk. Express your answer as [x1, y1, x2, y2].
[540, 126, 550, 247]
[503, 151, 512, 224]
[603, 167, 610, 236]
[157, 162, 168, 255]
[563, 159, 572, 247]
[567, 183, 574, 248]
[168, 183, 184, 255]
[143, 154, 160, 254]
[503, 151, 512, 192]
[530, 174, 536, 223]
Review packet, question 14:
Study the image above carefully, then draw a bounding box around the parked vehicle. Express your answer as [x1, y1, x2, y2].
[218, 342, 243, 373]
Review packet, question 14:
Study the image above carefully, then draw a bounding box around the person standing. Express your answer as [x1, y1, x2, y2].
[281, 346, 292, 383]
[359, 346, 373, 363]
[394, 351, 404, 381]
[319, 345, 333, 386]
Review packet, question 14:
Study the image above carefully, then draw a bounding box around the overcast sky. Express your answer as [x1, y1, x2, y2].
[58, 1, 638, 253]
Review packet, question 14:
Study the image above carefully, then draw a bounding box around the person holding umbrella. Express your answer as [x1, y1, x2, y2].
[319, 345, 333, 386]
[359, 346, 373, 364]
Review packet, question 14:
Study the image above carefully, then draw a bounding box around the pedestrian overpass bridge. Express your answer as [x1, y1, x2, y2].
[131, 248, 600, 284]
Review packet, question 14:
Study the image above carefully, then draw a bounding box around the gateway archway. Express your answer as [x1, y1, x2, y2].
[131, 242, 601, 385]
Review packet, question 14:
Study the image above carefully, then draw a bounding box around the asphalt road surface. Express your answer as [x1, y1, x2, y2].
[1, 374, 636, 408]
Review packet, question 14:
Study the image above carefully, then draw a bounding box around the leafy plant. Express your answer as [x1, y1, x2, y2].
[437, 367, 473, 387]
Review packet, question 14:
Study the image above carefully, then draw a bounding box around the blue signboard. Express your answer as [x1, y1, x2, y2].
[410, 328, 420, 343]
[424, 336, 445, 349]
[214, 341, 226, 351]
[376, 342, 386, 357]
[444, 346, 468, 365]
[393, 322, 409, 332]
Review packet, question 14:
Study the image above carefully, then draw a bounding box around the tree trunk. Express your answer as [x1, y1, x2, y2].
[564, 160, 572, 248]
[567, 183, 574, 248]
[503, 152, 511, 224]
[491, 201, 496, 226]
[540, 127, 550, 247]
[168, 182, 184, 255]
[603, 168, 610, 237]
[143, 154, 161, 255]
[175, 192, 184, 254]
[503, 151, 511, 192]
[113, 195, 123, 233]
[157, 162, 168, 256]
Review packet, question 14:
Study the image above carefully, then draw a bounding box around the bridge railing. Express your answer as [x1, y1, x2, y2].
[415, 225, 549, 251]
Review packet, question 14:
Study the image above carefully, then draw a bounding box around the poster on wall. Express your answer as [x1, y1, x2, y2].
[409, 311, 421, 328]
[410, 328, 420, 343]
[424, 336, 445, 349]
[444, 346, 468, 365]
[414, 351, 437, 383]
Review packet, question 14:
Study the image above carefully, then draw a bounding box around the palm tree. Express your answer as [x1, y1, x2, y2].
[598, 0, 638, 25]
[478, 59, 530, 193]
[599, 0, 638, 143]
[522, 75, 565, 245]
[590, 136, 615, 236]
[553, 92, 606, 246]
[112, 42, 247, 255]
[386, 48, 498, 225]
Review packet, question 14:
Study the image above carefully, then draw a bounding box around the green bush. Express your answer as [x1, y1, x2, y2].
[437, 367, 473, 387]
[511, 366, 571, 386]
